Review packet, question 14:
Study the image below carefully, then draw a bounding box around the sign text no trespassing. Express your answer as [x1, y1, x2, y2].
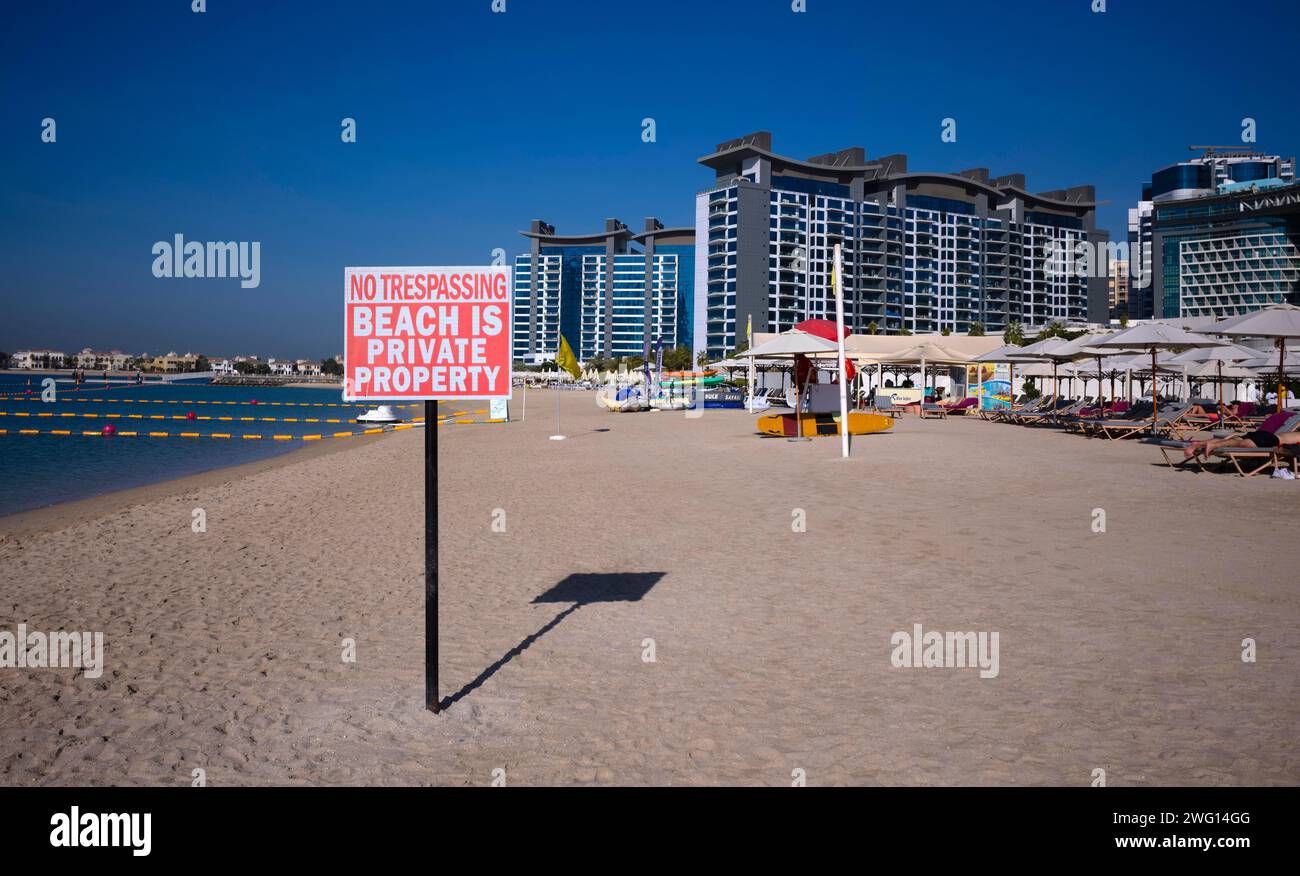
[344, 266, 512, 401]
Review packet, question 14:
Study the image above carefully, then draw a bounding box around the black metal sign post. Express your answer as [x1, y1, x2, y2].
[425, 399, 439, 713]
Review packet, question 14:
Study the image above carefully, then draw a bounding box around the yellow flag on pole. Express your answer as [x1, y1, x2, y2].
[555, 334, 581, 379]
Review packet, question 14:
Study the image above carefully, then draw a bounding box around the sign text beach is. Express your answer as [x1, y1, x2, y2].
[344, 266, 512, 401]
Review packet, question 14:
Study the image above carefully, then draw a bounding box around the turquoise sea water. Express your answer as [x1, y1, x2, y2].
[0, 375, 399, 517]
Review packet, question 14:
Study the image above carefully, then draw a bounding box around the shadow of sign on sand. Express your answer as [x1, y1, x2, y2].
[437, 572, 664, 712]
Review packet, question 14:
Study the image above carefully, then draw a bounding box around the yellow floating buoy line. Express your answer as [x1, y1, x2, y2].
[0, 423, 422, 441]
[0, 397, 422, 409]
[0, 411, 354, 423]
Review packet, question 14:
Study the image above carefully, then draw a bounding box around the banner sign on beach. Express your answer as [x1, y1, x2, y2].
[343, 266, 512, 401]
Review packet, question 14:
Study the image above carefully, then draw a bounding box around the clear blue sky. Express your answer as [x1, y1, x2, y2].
[3, 0, 1298, 359]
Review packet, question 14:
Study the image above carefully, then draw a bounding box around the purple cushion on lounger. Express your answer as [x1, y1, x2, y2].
[1257, 411, 1290, 434]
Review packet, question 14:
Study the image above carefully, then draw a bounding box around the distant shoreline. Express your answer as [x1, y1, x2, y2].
[211, 376, 342, 389]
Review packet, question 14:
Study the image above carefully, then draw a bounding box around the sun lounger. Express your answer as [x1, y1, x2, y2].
[1153, 411, 1300, 473]
[989, 396, 1048, 422]
[1152, 438, 1211, 471]
[874, 397, 904, 418]
[1074, 401, 1153, 434]
[1078, 402, 1171, 439]
[941, 397, 978, 415]
[1013, 398, 1078, 425]
[919, 403, 948, 419]
[1211, 447, 1295, 477]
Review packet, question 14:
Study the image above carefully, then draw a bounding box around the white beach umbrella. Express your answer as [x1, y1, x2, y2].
[1168, 344, 1269, 406]
[1091, 324, 1225, 423]
[1006, 336, 1076, 401]
[1181, 360, 1257, 407]
[1036, 332, 1121, 404]
[734, 330, 841, 359]
[1212, 304, 1300, 412]
[1167, 343, 1264, 364]
[1240, 350, 1300, 372]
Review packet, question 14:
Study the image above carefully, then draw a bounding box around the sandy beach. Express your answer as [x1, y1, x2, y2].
[1, 391, 1296, 786]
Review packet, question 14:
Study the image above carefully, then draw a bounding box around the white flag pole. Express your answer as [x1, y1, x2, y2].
[745, 313, 755, 413]
[833, 243, 850, 459]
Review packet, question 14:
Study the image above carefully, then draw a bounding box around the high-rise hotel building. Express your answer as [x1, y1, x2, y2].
[693, 132, 1109, 358]
[513, 218, 695, 363]
[1127, 149, 1297, 319]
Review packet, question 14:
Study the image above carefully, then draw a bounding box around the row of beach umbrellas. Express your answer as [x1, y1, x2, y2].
[731, 304, 1300, 425]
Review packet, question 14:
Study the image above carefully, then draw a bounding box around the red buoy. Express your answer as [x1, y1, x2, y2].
[102, 424, 117, 436]
[186, 411, 196, 420]
[250, 399, 258, 405]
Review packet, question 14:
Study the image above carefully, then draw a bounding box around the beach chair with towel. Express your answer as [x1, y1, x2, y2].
[1211, 412, 1300, 476]
[1154, 411, 1300, 474]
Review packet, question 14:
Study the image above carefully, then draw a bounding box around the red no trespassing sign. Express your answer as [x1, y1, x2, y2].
[343, 266, 512, 401]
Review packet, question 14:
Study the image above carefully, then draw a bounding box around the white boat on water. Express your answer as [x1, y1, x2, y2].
[356, 405, 401, 424]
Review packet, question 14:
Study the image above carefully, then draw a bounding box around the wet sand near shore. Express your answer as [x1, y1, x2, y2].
[1, 391, 1296, 786]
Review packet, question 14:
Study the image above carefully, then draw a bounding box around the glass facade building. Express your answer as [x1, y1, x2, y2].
[694, 132, 1107, 358]
[512, 218, 694, 363]
[1128, 150, 1296, 318]
[1151, 183, 1300, 319]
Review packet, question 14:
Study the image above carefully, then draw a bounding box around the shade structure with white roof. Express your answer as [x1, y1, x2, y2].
[1212, 304, 1300, 412]
[1090, 324, 1225, 423]
[875, 341, 971, 402]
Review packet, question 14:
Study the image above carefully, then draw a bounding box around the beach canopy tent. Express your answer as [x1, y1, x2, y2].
[1212, 304, 1300, 412]
[1090, 324, 1225, 422]
[877, 341, 973, 365]
[746, 331, 1004, 400]
[874, 342, 971, 401]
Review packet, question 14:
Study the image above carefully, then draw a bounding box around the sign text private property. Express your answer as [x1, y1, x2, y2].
[344, 266, 512, 400]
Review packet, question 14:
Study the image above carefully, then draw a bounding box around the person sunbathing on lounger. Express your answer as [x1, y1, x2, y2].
[1184, 427, 1300, 458]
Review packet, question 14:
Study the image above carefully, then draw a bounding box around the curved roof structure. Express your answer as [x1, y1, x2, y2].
[700, 131, 1097, 213]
